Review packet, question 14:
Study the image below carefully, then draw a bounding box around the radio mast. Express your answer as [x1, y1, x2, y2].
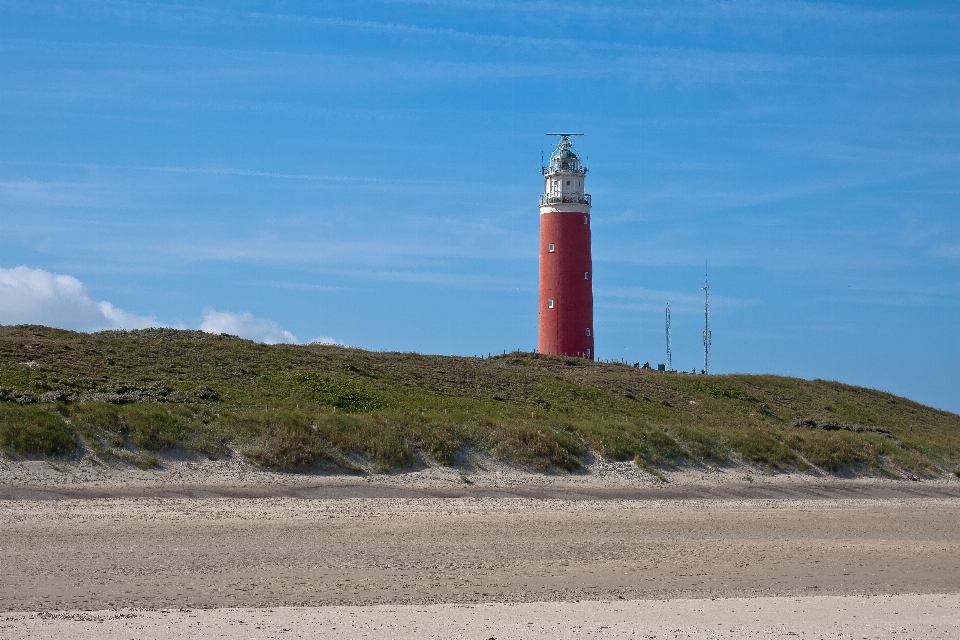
[665, 303, 672, 372]
[702, 263, 711, 374]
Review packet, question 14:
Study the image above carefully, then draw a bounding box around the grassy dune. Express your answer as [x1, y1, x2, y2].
[1, 325, 958, 478]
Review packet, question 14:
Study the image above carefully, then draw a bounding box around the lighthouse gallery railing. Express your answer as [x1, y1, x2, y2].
[539, 193, 592, 206]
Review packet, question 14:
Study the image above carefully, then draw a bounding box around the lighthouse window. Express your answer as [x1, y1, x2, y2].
[583, 216, 588, 225]
[548, 243, 555, 252]
[566, 180, 570, 185]
[586, 328, 591, 337]
[586, 348, 591, 358]
[584, 271, 590, 280]
[547, 299, 554, 309]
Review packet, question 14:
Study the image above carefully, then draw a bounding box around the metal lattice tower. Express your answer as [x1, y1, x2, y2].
[702, 263, 712, 375]
[665, 303, 672, 372]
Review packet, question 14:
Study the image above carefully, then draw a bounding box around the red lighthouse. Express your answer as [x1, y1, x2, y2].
[538, 134, 594, 360]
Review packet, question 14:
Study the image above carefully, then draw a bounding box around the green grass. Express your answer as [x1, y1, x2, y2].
[0, 403, 76, 457]
[69, 402, 226, 458]
[0, 325, 958, 477]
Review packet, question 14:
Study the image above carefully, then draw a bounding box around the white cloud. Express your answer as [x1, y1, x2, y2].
[307, 335, 344, 346]
[97, 301, 164, 330]
[198, 308, 298, 344]
[0, 266, 160, 330]
[0, 265, 338, 345]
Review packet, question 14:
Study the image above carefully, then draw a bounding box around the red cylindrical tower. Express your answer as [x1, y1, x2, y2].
[538, 134, 593, 359]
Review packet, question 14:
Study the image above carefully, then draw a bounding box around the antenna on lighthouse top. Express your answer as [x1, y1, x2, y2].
[546, 133, 584, 138]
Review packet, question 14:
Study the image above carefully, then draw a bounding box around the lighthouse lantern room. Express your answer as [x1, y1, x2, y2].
[538, 134, 594, 360]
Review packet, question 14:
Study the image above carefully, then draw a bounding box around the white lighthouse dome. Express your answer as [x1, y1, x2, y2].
[548, 139, 585, 173]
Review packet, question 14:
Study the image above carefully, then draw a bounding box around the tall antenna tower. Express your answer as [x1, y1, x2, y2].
[702, 262, 711, 374]
[665, 303, 672, 371]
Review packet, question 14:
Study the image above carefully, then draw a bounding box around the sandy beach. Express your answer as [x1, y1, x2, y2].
[3, 593, 958, 639]
[2, 455, 959, 637]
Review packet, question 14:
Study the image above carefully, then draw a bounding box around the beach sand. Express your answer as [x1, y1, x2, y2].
[2, 454, 959, 637]
[4, 593, 959, 639]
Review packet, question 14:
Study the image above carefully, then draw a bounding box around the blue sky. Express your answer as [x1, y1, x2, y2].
[1, 1, 958, 412]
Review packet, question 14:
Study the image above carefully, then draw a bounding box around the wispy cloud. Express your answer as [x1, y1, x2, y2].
[0, 161, 436, 186]
[820, 293, 943, 306]
[596, 286, 754, 314]
[249, 280, 346, 293]
[611, 168, 955, 223]
[90, 163, 428, 185]
[42, 1, 958, 51]
[160, 218, 533, 266]
[8, 28, 953, 113]
[0, 178, 133, 209]
[331, 268, 531, 290]
[597, 285, 704, 303]
[358, 0, 959, 25]
[932, 243, 960, 259]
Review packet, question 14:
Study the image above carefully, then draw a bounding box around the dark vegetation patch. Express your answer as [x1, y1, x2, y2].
[792, 417, 891, 434]
[0, 325, 957, 477]
[283, 371, 387, 412]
